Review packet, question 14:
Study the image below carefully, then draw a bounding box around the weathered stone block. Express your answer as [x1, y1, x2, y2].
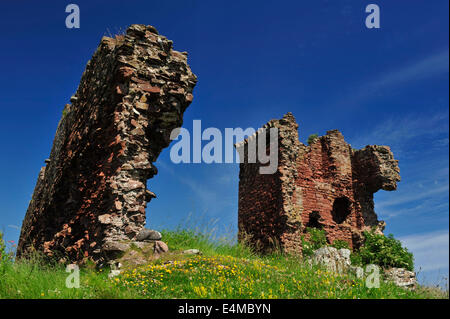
[312, 247, 351, 274]
[384, 267, 417, 289]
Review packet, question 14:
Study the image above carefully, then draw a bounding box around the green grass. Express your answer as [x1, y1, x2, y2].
[0, 230, 448, 299]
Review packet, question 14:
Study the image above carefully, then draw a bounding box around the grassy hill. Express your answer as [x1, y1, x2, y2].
[0, 230, 447, 299]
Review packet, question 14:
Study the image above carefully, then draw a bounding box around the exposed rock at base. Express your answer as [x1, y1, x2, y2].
[16, 24, 197, 264]
[103, 241, 131, 260]
[183, 249, 202, 255]
[114, 240, 167, 267]
[312, 248, 417, 289]
[311, 246, 351, 273]
[154, 241, 169, 254]
[108, 269, 122, 279]
[384, 267, 417, 289]
[136, 229, 162, 241]
[119, 249, 148, 267]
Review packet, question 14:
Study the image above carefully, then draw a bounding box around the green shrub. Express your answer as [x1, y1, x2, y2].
[308, 228, 327, 248]
[307, 134, 319, 145]
[350, 251, 363, 266]
[299, 228, 413, 272]
[301, 227, 327, 257]
[331, 240, 350, 250]
[355, 231, 414, 271]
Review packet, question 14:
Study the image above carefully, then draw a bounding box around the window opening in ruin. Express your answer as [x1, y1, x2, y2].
[306, 211, 323, 229]
[331, 197, 351, 224]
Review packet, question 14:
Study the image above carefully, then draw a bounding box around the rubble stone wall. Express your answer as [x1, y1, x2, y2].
[17, 24, 197, 263]
[237, 113, 400, 253]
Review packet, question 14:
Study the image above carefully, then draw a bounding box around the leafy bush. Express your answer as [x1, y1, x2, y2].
[307, 134, 319, 145]
[308, 228, 327, 248]
[354, 231, 414, 271]
[301, 227, 327, 257]
[331, 240, 350, 250]
[300, 228, 413, 273]
[350, 251, 363, 266]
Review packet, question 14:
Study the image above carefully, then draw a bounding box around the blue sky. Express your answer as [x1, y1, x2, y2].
[0, 1, 448, 286]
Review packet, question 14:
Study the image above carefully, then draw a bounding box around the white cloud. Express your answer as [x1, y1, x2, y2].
[341, 48, 449, 108]
[367, 49, 449, 89]
[399, 230, 449, 273]
[349, 111, 449, 153]
[432, 138, 449, 149]
[380, 201, 448, 221]
[348, 107, 448, 225]
[377, 184, 449, 209]
[156, 161, 237, 212]
[156, 160, 218, 206]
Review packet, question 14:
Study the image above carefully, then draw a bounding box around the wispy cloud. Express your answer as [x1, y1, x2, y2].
[156, 161, 218, 206]
[341, 48, 449, 107]
[349, 111, 449, 154]
[156, 161, 237, 213]
[346, 73, 449, 284]
[379, 197, 448, 221]
[367, 49, 449, 88]
[349, 111, 448, 227]
[375, 162, 449, 222]
[399, 230, 449, 274]
[377, 184, 449, 210]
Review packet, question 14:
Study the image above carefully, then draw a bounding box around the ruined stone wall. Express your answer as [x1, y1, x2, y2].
[237, 137, 283, 251]
[236, 113, 303, 253]
[294, 130, 364, 250]
[17, 24, 197, 263]
[237, 113, 400, 254]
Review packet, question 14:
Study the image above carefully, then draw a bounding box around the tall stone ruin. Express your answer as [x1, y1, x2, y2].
[17, 24, 197, 264]
[236, 113, 400, 254]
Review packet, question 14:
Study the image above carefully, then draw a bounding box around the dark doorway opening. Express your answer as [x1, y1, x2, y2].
[331, 197, 351, 224]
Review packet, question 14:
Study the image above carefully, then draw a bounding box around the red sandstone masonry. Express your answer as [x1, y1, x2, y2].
[236, 113, 400, 254]
[17, 25, 197, 264]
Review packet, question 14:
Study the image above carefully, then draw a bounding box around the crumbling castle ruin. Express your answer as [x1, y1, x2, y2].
[236, 113, 400, 254]
[17, 24, 197, 263]
[17, 24, 400, 265]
